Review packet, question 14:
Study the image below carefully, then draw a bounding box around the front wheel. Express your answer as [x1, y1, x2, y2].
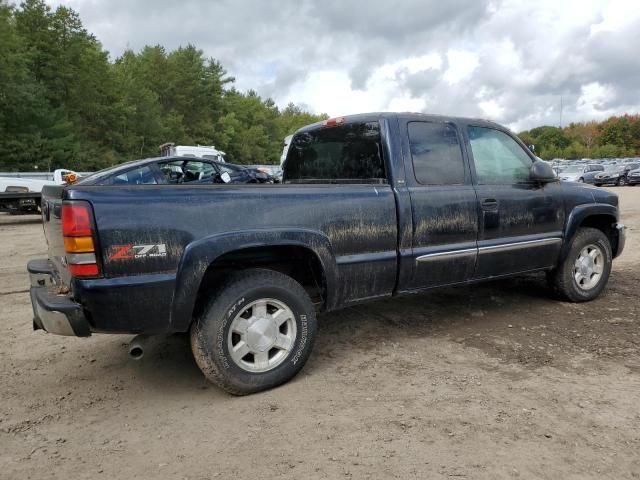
[190, 268, 317, 395]
[547, 227, 612, 302]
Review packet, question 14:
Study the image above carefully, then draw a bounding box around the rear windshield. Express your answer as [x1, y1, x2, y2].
[283, 121, 386, 184]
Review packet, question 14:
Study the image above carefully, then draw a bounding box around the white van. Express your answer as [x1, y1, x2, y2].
[159, 143, 226, 163]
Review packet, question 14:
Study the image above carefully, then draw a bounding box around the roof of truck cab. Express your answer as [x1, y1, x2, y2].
[295, 112, 505, 133]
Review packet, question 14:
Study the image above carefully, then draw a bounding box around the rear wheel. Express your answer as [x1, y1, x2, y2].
[617, 176, 628, 186]
[548, 227, 612, 302]
[190, 268, 317, 395]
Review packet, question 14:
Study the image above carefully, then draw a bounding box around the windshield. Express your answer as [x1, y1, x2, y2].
[75, 160, 142, 185]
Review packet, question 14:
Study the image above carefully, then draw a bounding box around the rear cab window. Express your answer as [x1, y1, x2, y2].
[283, 121, 387, 184]
[407, 121, 465, 185]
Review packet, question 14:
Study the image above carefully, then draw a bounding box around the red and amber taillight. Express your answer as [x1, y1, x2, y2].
[61, 201, 100, 278]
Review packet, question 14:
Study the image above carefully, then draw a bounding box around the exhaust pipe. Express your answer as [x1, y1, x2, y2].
[129, 335, 148, 360]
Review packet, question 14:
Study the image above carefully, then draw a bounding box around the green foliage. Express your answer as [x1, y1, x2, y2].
[520, 115, 640, 160]
[0, 0, 326, 171]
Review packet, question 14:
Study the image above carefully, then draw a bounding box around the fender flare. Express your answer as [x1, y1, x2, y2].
[561, 203, 618, 260]
[169, 228, 337, 331]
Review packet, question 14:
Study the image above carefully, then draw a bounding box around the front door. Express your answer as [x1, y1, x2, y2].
[465, 125, 565, 278]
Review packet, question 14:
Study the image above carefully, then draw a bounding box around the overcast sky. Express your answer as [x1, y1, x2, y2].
[49, 0, 640, 131]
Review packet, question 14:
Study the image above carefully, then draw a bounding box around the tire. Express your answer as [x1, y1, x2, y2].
[190, 268, 317, 395]
[618, 176, 628, 186]
[548, 227, 612, 302]
[594, 183, 602, 187]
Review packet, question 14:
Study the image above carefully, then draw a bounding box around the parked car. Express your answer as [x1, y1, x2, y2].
[627, 166, 640, 185]
[581, 164, 606, 184]
[620, 162, 640, 185]
[76, 157, 272, 186]
[29, 112, 625, 395]
[558, 164, 603, 183]
[593, 165, 627, 186]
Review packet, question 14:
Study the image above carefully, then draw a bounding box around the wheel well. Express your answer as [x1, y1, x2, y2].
[193, 245, 326, 318]
[578, 214, 618, 252]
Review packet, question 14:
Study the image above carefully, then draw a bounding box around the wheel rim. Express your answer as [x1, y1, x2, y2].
[227, 298, 296, 373]
[573, 244, 604, 291]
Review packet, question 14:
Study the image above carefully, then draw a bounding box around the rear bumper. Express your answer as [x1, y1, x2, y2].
[28, 259, 91, 337]
[28, 258, 177, 336]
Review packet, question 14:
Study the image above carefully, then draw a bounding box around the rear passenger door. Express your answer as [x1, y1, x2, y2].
[400, 120, 479, 290]
[465, 125, 565, 278]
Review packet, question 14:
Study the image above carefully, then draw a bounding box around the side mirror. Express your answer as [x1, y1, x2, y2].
[530, 160, 557, 183]
[220, 172, 231, 184]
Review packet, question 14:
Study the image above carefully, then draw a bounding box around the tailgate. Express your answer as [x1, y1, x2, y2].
[41, 185, 72, 286]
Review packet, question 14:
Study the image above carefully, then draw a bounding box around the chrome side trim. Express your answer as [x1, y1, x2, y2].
[416, 248, 477, 263]
[416, 237, 563, 263]
[478, 237, 562, 254]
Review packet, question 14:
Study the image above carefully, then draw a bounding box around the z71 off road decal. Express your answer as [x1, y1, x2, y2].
[108, 244, 167, 260]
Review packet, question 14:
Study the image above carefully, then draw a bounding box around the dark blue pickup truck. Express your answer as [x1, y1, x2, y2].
[29, 113, 625, 394]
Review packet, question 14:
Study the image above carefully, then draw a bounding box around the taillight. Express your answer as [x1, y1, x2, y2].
[62, 204, 92, 236]
[61, 201, 100, 278]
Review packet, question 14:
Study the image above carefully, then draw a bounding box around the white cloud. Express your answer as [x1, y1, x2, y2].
[47, 0, 640, 130]
[443, 50, 479, 84]
[576, 82, 616, 116]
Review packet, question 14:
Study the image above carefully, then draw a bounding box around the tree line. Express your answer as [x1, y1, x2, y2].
[0, 0, 326, 171]
[518, 115, 640, 160]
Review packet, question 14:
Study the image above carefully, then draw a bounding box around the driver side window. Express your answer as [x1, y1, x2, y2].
[468, 127, 533, 184]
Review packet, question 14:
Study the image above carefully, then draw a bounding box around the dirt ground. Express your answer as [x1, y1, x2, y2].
[1, 187, 639, 480]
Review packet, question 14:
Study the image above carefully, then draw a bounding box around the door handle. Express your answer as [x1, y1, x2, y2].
[481, 198, 498, 210]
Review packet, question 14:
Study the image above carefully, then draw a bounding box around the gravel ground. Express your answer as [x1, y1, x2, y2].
[1, 187, 639, 480]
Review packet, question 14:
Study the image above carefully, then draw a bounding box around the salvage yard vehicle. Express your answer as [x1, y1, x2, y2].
[28, 113, 625, 395]
[627, 166, 640, 185]
[558, 164, 603, 183]
[74, 156, 273, 186]
[0, 169, 79, 214]
[593, 165, 627, 186]
[159, 142, 226, 162]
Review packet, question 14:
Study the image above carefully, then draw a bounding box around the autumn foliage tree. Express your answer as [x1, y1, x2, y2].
[519, 115, 640, 160]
